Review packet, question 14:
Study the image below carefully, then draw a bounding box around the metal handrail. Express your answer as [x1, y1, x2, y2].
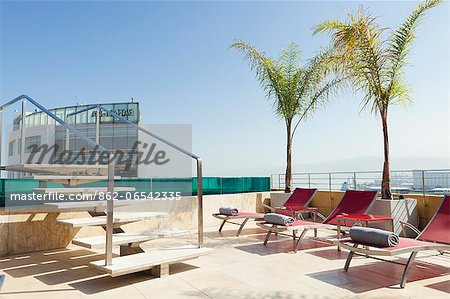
[276, 169, 450, 176]
[66, 104, 204, 248]
[0, 95, 116, 266]
[271, 169, 450, 195]
[0, 95, 110, 153]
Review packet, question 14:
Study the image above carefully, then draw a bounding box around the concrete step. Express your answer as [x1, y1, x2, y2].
[90, 245, 213, 277]
[43, 200, 134, 211]
[72, 228, 187, 249]
[57, 212, 168, 227]
[34, 187, 135, 194]
[25, 175, 121, 185]
[3, 164, 108, 175]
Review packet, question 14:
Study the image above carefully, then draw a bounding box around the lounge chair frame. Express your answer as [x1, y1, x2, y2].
[257, 221, 329, 252]
[337, 239, 450, 288]
[337, 195, 450, 288]
[257, 190, 378, 252]
[212, 213, 264, 237]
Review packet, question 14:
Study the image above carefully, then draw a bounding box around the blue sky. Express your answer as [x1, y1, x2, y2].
[1, 1, 449, 176]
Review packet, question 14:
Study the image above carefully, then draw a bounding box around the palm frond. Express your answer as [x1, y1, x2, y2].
[314, 6, 390, 115]
[232, 40, 339, 132]
[230, 40, 286, 117]
[298, 49, 335, 101]
[313, 19, 347, 35]
[292, 77, 347, 137]
[386, 0, 442, 103]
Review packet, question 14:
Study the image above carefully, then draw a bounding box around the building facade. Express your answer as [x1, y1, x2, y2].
[7, 102, 140, 177]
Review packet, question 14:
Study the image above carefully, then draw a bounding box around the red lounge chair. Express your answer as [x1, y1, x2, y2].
[212, 188, 318, 237]
[336, 195, 450, 288]
[257, 190, 378, 252]
[212, 212, 265, 237]
[321, 190, 378, 225]
[262, 188, 320, 220]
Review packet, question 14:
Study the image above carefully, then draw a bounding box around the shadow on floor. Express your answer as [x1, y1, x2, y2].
[425, 280, 450, 294]
[0, 247, 201, 296]
[0, 249, 110, 296]
[69, 263, 198, 295]
[307, 257, 450, 293]
[36, 265, 106, 285]
[305, 248, 351, 261]
[182, 288, 334, 299]
[1, 249, 104, 278]
[0, 288, 74, 296]
[235, 237, 332, 256]
[203, 228, 266, 239]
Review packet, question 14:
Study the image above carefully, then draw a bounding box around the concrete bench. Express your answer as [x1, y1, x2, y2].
[90, 245, 213, 277]
[72, 228, 188, 249]
[57, 212, 168, 227]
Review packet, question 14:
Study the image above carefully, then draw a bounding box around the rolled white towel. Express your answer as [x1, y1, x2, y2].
[350, 226, 399, 247]
[264, 213, 295, 226]
[219, 207, 238, 216]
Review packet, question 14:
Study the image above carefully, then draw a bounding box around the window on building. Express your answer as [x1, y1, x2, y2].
[25, 136, 41, 153]
[40, 112, 48, 126]
[75, 108, 88, 124]
[13, 117, 21, 131]
[28, 113, 35, 126]
[55, 109, 65, 123]
[101, 105, 114, 123]
[8, 141, 15, 156]
[127, 103, 139, 123]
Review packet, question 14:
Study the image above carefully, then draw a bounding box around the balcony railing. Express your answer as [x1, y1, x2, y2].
[271, 169, 450, 195]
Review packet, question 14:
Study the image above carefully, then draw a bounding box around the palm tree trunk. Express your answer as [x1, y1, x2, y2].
[284, 122, 293, 193]
[381, 113, 391, 199]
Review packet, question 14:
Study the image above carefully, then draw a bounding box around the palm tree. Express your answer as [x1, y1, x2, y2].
[231, 41, 341, 192]
[314, 0, 442, 199]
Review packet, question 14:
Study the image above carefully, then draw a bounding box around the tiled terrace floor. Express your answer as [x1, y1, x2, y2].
[0, 223, 448, 298]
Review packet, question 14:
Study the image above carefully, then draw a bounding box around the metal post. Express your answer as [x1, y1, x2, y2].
[422, 170, 427, 223]
[329, 173, 332, 192]
[105, 158, 115, 266]
[0, 110, 3, 167]
[197, 159, 203, 247]
[353, 172, 357, 190]
[308, 174, 311, 189]
[421, 170, 426, 196]
[20, 100, 26, 164]
[278, 174, 281, 190]
[329, 173, 332, 211]
[65, 128, 70, 152]
[95, 108, 100, 144]
[95, 108, 100, 161]
[65, 115, 70, 155]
